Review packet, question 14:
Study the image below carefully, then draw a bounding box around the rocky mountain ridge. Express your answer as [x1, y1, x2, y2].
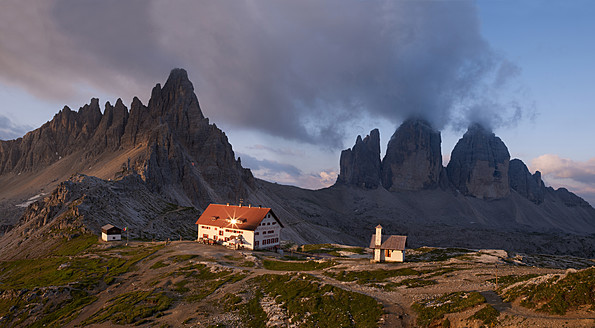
[0, 69, 253, 228]
[0, 69, 593, 259]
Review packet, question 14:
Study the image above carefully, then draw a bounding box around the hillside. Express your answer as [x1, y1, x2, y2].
[0, 239, 593, 328]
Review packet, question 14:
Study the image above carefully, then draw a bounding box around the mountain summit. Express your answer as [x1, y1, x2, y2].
[0, 69, 593, 259]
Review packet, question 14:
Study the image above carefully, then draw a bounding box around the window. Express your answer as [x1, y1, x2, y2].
[219, 230, 223, 236]
[268, 230, 274, 234]
[255, 241, 259, 247]
[203, 234, 208, 238]
[262, 231, 266, 235]
[255, 232, 259, 235]
[272, 222, 276, 225]
[385, 250, 390, 257]
[267, 222, 271, 225]
[225, 237, 229, 241]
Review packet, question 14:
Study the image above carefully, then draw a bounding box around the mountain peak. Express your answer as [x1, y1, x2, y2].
[381, 118, 442, 191]
[447, 124, 510, 199]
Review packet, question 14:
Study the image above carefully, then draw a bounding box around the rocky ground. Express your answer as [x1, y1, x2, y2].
[1, 239, 593, 328]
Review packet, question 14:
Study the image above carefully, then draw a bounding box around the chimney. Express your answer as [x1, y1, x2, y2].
[375, 224, 383, 247]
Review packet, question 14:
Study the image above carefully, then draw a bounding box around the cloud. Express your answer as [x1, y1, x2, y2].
[246, 145, 305, 157]
[0, 115, 32, 140]
[531, 154, 595, 205]
[238, 153, 337, 190]
[0, 0, 529, 148]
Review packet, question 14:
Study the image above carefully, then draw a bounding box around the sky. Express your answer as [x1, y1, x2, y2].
[0, 0, 594, 205]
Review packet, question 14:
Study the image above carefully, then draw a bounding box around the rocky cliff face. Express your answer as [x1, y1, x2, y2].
[509, 159, 545, 204]
[381, 119, 443, 191]
[335, 129, 381, 189]
[447, 124, 510, 199]
[0, 68, 254, 212]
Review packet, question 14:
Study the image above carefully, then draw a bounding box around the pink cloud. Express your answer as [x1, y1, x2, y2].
[531, 154, 595, 205]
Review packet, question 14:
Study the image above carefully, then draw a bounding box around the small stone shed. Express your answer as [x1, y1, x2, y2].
[369, 225, 407, 262]
[101, 224, 122, 242]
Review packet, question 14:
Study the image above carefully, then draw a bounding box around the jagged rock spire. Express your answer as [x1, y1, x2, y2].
[336, 129, 381, 189]
[447, 123, 510, 199]
[381, 119, 442, 191]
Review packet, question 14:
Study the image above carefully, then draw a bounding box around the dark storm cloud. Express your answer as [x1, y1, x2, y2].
[0, 0, 527, 147]
[0, 115, 32, 140]
[238, 153, 302, 178]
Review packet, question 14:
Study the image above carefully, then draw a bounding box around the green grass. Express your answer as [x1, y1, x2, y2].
[384, 278, 438, 289]
[239, 290, 267, 328]
[253, 274, 383, 327]
[501, 267, 595, 315]
[262, 259, 336, 271]
[150, 260, 170, 269]
[325, 267, 420, 284]
[51, 233, 98, 256]
[488, 274, 539, 289]
[412, 291, 486, 327]
[468, 304, 500, 326]
[407, 247, 473, 262]
[300, 243, 365, 256]
[169, 263, 247, 302]
[0, 243, 164, 327]
[29, 291, 98, 328]
[81, 289, 172, 325]
[169, 254, 199, 262]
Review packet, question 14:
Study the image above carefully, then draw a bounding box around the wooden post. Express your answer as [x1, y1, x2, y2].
[495, 263, 498, 290]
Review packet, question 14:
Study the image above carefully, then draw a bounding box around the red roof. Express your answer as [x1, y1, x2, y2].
[369, 234, 407, 250]
[195, 204, 283, 231]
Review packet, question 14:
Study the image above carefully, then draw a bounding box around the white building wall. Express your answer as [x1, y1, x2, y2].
[198, 224, 257, 249]
[253, 214, 281, 249]
[102, 232, 121, 241]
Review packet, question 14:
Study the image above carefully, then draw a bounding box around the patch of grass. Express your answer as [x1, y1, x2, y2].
[468, 304, 499, 326]
[223, 293, 243, 311]
[325, 267, 420, 284]
[29, 291, 98, 328]
[501, 268, 595, 315]
[407, 247, 473, 262]
[488, 274, 539, 289]
[420, 267, 465, 278]
[51, 234, 98, 256]
[0, 244, 162, 291]
[239, 261, 255, 267]
[300, 243, 365, 256]
[253, 274, 382, 328]
[168, 254, 198, 262]
[150, 260, 170, 269]
[385, 278, 438, 289]
[412, 291, 486, 327]
[169, 263, 246, 302]
[173, 279, 190, 293]
[239, 290, 267, 328]
[262, 259, 335, 271]
[81, 290, 172, 325]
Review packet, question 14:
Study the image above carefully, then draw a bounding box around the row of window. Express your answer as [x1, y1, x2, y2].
[259, 221, 277, 226]
[225, 229, 243, 234]
[263, 238, 278, 245]
[255, 237, 278, 247]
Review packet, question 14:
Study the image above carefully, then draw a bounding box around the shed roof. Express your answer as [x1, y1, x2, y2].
[195, 204, 283, 231]
[102, 224, 121, 234]
[369, 234, 407, 250]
